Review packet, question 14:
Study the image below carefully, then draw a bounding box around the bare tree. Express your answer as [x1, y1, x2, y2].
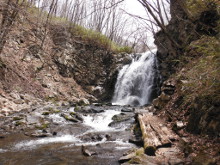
[0, 0, 25, 54]
[40, 0, 58, 49]
[137, 0, 180, 48]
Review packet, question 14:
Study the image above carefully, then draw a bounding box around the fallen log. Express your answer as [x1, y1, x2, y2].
[138, 113, 174, 156]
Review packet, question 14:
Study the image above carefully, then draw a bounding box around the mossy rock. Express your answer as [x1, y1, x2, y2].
[69, 112, 76, 116]
[15, 121, 25, 126]
[74, 106, 81, 112]
[186, 0, 220, 20]
[35, 123, 50, 130]
[13, 117, 23, 121]
[61, 113, 78, 122]
[53, 109, 61, 113]
[42, 112, 50, 115]
[135, 148, 144, 156]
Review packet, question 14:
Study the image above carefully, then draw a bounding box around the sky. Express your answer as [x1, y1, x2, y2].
[124, 0, 146, 17]
[123, 0, 171, 48]
[124, 0, 156, 47]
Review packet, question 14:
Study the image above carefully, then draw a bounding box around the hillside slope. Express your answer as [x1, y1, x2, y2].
[0, 5, 126, 116]
[153, 0, 220, 162]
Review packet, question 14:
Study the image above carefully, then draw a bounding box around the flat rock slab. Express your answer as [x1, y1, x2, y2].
[138, 113, 178, 156]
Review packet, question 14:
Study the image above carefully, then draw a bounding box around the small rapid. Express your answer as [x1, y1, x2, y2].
[83, 110, 121, 132]
[0, 106, 135, 163]
[112, 50, 159, 106]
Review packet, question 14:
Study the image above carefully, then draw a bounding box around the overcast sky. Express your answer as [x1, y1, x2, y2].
[124, 0, 156, 47]
[124, 0, 146, 17]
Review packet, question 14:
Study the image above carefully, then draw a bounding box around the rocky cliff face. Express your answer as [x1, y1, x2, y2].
[0, 13, 120, 116]
[154, 0, 220, 137]
[49, 25, 118, 100]
[155, 0, 219, 80]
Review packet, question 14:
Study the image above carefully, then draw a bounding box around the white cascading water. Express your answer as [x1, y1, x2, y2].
[112, 50, 158, 106]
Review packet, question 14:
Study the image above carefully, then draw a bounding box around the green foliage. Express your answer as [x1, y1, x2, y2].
[113, 46, 133, 54]
[69, 24, 133, 53]
[179, 36, 220, 105]
[23, 3, 133, 54]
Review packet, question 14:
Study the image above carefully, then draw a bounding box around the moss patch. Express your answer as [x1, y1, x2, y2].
[176, 36, 220, 135]
[186, 0, 220, 19]
[35, 123, 50, 130]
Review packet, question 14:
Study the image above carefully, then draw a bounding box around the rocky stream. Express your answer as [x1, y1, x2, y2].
[1, 49, 215, 165]
[0, 104, 138, 165]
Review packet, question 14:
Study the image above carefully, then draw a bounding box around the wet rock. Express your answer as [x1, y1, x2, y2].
[42, 112, 50, 115]
[105, 134, 115, 141]
[0, 135, 5, 139]
[78, 106, 89, 112]
[77, 98, 90, 106]
[70, 112, 83, 122]
[106, 103, 112, 106]
[14, 121, 25, 127]
[91, 108, 105, 113]
[13, 116, 23, 121]
[121, 107, 135, 113]
[30, 130, 52, 138]
[92, 103, 103, 106]
[26, 115, 41, 125]
[35, 122, 50, 130]
[52, 132, 57, 136]
[122, 56, 132, 65]
[129, 136, 143, 146]
[119, 151, 136, 163]
[61, 113, 79, 123]
[79, 133, 105, 142]
[80, 106, 104, 113]
[61, 101, 69, 106]
[109, 113, 134, 126]
[81, 145, 97, 157]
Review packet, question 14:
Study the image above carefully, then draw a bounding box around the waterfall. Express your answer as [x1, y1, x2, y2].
[112, 50, 159, 106]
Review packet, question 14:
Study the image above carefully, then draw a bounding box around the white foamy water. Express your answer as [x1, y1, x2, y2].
[82, 110, 121, 132]
[11, 109, 130, 151]
[14, 135, 81, 150]
[112, 50, 158, 106]
[0, 149, 8, 153]
[49, 113, 67, 124]
[71, 138, 133, 148]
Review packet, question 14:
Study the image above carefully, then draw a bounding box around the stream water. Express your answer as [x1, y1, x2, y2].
[0, 50, 158, 164]
[0, 105, 136, 165]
